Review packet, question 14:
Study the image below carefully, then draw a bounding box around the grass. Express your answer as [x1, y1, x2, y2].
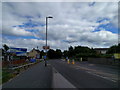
[2, 70, 14, 83]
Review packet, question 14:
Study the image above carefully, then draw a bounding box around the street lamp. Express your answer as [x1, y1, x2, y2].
[45, 16, 53, 67]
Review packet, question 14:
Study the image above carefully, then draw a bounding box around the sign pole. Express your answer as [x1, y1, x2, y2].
[45, 17, 48, 67]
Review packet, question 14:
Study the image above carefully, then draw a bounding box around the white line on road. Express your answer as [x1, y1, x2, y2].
[75, 66, 118, 82]
[86, 71, 117, 83]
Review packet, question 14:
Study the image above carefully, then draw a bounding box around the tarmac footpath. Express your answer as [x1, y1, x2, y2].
[2, 61, 53, 88]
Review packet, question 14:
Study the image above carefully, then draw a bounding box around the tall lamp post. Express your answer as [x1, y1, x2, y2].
[45, 16, 53, 67]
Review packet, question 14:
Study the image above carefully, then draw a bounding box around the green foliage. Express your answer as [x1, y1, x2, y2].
[63, 46, 97, 59]
[47, 49, 62, 59]
[63, 50, 68, 58]
[55, 49, 62, 58]
[106, 43, 120, 54]
[40, 50, 45, 58]
[47, 49, 56, 59]
[2, 71, 13, 83]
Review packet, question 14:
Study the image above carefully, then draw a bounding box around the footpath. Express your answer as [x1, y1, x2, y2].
[2, 61, 52, 88]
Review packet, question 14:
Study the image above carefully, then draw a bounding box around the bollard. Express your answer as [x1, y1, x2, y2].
[72, 59, 75, 64]
[67, 59, 70, 64]
[80, 57, 82, 62]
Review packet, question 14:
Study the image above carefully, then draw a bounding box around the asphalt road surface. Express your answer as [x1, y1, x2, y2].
[2, 59, 119, 89]
[49, 59, 119, 88]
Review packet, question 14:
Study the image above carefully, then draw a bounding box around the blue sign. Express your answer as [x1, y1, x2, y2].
[44, 56, 46, 59]
[9, 47, 27, 56]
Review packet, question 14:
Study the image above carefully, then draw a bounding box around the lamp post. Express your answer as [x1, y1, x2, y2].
[45, 16, 53, 67]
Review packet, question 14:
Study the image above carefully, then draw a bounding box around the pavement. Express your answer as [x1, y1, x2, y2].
[2, 61, 53, 88]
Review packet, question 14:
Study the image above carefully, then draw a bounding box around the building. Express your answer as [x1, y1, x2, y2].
[94, 48, 109, 54]
[27, 48, 40, 59]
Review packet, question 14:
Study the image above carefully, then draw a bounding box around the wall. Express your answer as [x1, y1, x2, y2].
[2, 59, 26, 67]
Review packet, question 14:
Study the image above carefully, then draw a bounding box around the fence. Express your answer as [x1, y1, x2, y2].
[2, 59, 26, 67]
[88, 58, 119, 65]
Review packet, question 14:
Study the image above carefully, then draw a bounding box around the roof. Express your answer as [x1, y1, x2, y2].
[35, 49, 40, 53]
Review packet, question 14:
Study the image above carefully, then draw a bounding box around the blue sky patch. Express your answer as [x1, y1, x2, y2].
[13, 19, 45, 29]
[93, 23, 118, 33]
[2, 34, 44, 40]
[96, 17, 110, 23]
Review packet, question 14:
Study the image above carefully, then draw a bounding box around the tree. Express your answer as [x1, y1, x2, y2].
[63, 50, 68, 58]
[55, 49, 62, 59]
[47, 49, 62, 59]
[106, 44, 120, 54]
[40, 50, 45, 59]
[68, 46, 74, 58]
[47, 49, 56, 59]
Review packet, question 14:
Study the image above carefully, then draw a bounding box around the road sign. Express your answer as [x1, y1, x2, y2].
[43, 46, 50, 49]
[8, 47, 27, 56]
[44, 56, 46, 59]
[114, 53, 120, 59]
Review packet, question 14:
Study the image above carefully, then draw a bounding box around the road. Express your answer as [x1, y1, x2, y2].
[2, 59, 119, 89]
[49, 59, 119, 88]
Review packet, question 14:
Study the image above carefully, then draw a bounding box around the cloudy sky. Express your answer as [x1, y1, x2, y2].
[1, 1, 118, 51]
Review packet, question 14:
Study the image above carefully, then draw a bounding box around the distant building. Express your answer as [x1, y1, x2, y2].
[94, 48, 109, 54]
[27, 48, 40, 59]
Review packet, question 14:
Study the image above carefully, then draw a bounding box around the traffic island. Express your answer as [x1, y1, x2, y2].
[52, 67, 76, 88]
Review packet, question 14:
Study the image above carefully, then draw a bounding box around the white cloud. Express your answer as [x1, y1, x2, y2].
[2, 2, 118, 51]
[2, 27, 33, 36]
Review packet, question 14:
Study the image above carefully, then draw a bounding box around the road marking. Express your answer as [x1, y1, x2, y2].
[75, 65, 118, 82]
[61, 59, 65, 61]
[86, 71, 117, 82]
[61, 60, 118, 83]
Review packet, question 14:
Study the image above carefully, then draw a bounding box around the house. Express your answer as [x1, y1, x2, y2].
[94, 48, 109, 54]
[27, 48, 40, 59]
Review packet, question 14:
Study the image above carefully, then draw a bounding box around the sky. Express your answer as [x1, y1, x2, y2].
[1, 1, 119, 51]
